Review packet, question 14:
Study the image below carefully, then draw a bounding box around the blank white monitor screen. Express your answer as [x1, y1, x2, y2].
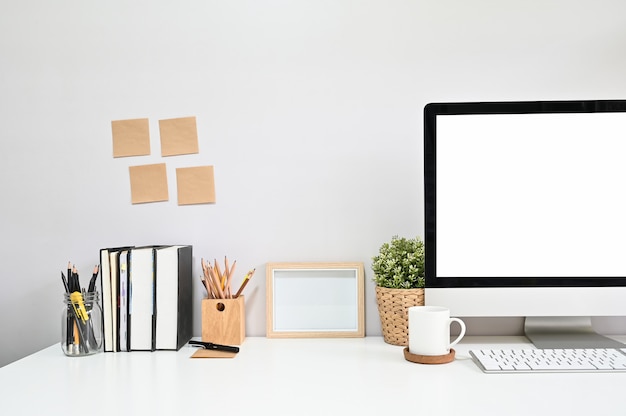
[437, 112, 626, 278]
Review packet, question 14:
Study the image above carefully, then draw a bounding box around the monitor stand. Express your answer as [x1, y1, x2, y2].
[524, 317, 626, 349]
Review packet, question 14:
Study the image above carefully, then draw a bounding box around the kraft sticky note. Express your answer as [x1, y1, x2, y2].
[176, 165, 216, 205]
[111, 118, 151, 157]
[129, 163, 169, 204]
[159, 116, 199, 157]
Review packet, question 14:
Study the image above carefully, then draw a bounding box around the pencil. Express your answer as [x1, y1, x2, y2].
[67, 262, 73, 291]
[226, 260, 236, 299]
[87, 265, 99, 293]
[61, 272, 69, 293]
[201, 259, 216, 298]
[235, 268, 255, 298]
[62, 271, 72, 347]
[224, 256, 230, 277]
[73, 321, 80, 350]
[214, 259, 224, 289]
[200, 275, 207, 296]
[208, 267, 225, 299]
[68, 263, 81, 293]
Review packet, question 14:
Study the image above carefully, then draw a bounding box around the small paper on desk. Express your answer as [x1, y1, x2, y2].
[190, 349, 237, 359]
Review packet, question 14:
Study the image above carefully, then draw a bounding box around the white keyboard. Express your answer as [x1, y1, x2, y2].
[470, 348, 626, 373]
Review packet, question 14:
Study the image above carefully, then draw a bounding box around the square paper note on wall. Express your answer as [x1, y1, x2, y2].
[176, 165, 216, 205]
[111, 118, 151, 157]
[159, 116, 199, 157]
[129, 163, 169, 204]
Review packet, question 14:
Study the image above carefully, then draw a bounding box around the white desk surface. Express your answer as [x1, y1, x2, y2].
[1, 336, 625, 416]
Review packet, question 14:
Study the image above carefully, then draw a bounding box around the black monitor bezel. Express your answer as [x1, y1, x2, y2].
[424, 99, 626, 288]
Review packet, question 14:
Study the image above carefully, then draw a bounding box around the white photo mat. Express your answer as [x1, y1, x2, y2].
[266, 262, 365, 338]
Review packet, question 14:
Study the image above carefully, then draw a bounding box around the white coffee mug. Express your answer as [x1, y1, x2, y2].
[408, 305, 466, 356]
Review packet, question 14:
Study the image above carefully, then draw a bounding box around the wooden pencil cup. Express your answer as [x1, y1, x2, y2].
[201, 296, 245, 345]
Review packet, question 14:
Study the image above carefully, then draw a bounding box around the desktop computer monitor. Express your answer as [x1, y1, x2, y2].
[424, 99, 626, 348]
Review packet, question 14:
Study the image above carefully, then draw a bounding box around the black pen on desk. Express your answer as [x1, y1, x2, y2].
[189, 340, 239, 353]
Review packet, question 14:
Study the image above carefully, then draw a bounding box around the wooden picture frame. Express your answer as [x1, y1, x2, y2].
[266, 262, 365, 338]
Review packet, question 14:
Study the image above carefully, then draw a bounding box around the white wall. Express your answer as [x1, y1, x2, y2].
[2, 0, 626, 367]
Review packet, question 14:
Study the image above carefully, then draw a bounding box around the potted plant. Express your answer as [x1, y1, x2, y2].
[372, 235, 425, 346]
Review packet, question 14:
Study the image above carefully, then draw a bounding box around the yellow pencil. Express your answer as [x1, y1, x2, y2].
[235, 268, 255, 298]
[201, 259, 217, 298]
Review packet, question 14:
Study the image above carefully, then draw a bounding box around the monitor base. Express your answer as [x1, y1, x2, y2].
[525, 316, 625, 349]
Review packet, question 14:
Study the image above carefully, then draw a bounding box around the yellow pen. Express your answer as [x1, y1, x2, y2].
[70, 291, 89, 323]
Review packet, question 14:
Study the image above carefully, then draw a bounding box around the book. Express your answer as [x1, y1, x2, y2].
[100, 249, 113, 352]
[100, 246, 133, 353]
[109, 251, 120, 352]
[128, 246, 160, 351]
[117, 249, 130, 352]
[154, 245, 193, 350]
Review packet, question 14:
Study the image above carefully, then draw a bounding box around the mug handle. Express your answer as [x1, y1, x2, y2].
[448, 318, 466, 349]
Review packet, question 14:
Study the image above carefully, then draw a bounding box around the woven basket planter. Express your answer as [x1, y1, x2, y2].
[375, 286, 425, 346]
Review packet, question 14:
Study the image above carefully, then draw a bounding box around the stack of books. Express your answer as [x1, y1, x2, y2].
[99, 245, 193, 352]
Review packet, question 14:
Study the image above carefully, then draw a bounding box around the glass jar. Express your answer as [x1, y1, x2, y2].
[62, 291, 103, 356]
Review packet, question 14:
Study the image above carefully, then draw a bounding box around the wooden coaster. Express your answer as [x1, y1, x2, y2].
[403, 347, 455, 364]
[190, 349, 237, 359]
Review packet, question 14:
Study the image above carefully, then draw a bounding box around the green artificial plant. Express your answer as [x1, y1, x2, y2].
[372, 235, 425, 289]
